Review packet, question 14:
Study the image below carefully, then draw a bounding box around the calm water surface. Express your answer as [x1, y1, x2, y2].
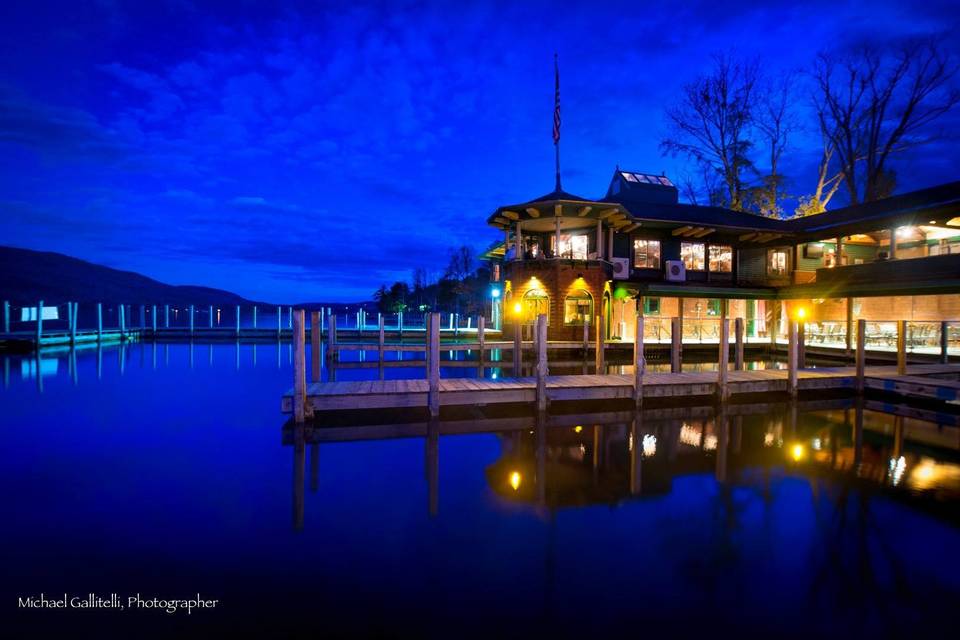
[2, 342, 959, 638]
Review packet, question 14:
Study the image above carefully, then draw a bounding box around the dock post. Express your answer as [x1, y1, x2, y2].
[734, 317, 744, 371]
[327, 314, 337, 360]
[2, 300, 8, 334]
[188, 304, 194, 337]
[897, 319, 907, 375]
[164, 304, 169, 328]
[942, 321, 950, 364]
[139, 305, 145, 329]
[252, 305, 257, 329]
[536, 313, 548, 412]
[582, 317, 589, 355]
[378, 314, 385, 362]
[595, 313, 604, 373]
[277, 306, 282, 338]
[234, 305, 240, 337]
[670, 316, 681, 373]
[209, 305, 214, 329]
[634, 315, 645, 408]
[70, 302, 77, 345]
[152, 305, 157, 333]
[288, 306, 293, 330]
[97, 303, 103, 342]
[477, 316, 485, 362]
[118, 303, 125, 339]
[428, 312, 440, 418]
[845, 297, 853, 360]
[787, 320, 798, 398]
[311, 311, 321, 380]
[293, 309, 308, 423]
[718, 304, 729, 401]
[856, 319, 866, 392]
[34, 299, 43, 345]
[512, 319, 521, 374]
[798, 322, 806, 369]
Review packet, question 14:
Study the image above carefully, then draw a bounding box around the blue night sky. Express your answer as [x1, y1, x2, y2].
[1, 0, 957, 302]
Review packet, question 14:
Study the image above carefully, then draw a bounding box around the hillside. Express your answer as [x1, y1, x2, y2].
[0, 245, 253, 306]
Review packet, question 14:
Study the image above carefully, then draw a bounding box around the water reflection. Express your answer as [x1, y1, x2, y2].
[286, 398, 960, 527]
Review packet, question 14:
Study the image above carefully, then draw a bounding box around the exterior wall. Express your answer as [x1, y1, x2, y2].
[503, 259, 610, 341]
[792, 294, 960, 323]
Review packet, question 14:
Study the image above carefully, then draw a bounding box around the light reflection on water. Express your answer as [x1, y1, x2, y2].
[2, 342, 959, 637]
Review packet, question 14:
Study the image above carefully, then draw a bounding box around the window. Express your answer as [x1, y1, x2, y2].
[643, 297, 660, 315]
[709, 245, 732, 272]
[622, 172, 638, 182]
[767, 249, 788, 276]
[633, 239, 661, 269]
[563, 290, 593, 325]
[551, 234, 588, 260]
[681, 242, 705, 271]
[519, 289, 549, 324]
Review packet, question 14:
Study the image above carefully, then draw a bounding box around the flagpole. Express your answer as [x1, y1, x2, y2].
[554, 53, 561, 192]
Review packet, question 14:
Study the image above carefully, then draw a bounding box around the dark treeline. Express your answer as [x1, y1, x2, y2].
[662, 35, 959, 217]
[373, 246, 492, 317]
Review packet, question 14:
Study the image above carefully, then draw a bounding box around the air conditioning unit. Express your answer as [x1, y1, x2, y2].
[611, 257, 630, 280]
[665, 260, 686, 282]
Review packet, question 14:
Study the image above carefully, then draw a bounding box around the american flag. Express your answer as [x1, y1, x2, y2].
[552, 54, 561, 145]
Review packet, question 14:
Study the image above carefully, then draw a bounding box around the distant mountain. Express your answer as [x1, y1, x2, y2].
[0, 245, 254, 306]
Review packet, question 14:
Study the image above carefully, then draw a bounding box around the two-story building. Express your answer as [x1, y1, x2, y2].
[485, 169, 960, 350]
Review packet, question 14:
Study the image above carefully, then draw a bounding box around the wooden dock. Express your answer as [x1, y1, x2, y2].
[282, 364, 960, 414]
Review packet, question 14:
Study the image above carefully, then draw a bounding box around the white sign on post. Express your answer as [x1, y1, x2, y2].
[20, 307, 60, 322]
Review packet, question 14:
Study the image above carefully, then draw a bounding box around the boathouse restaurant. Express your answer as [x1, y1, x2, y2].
[484, 169, 960, 353]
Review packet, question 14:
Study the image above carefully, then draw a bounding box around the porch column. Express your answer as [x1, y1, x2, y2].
[554, 217, 561, 259]
[836, 236, 844, 265]
[889, 228, 897, 259]
[504, 228, 510, 260]
[608, 227, 614, 260]
[845, 297, 854, 359]
[517, 220, 523, 260]
[596, 219, 603, 260]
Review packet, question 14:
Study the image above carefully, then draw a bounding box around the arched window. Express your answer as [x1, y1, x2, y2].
[521, 288, 550, 324]
[563, 289, 593, 325]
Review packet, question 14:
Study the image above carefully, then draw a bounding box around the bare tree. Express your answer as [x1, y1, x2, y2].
[814, 37, 959, 204]
[661, 54, 760, 211]
[747, 74, 800, 217]
[795, 118, 845, 216]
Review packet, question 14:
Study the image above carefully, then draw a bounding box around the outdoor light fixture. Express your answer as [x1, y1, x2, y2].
[574, 425, 582, 433]
[509, 471, 522, 491]
[513, 302, 522, 315]
[491, 287, 501, 298]
[790, 444, 805, 461]
[796, 307, 807, 320]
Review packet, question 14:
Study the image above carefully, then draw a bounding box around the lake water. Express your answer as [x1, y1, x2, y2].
[3, 342, 959, 637]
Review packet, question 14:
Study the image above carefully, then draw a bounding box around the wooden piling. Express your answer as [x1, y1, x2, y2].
[478, 316, 485, 360]
[293, 309, 307, 423]
[734, 317, 744, 370]
[311, 311, 321, 381]
[633, 315, 645, 408]
[119, 303, 125, 339]
[277, 306, 282, 338]
[595, 314, 604, 373]
[670, 316, 681, 373]
[897, 319, 907, 375]
[2, 300, 8, 334]
[188, 304, 194, 336]
[97, 303, 103, 342]
[252, 305, 257, 329]
[798, 322, 806, 369]
[787, 320, 798, 398]
[856, 318, 866, 392]
[582, 317, 589, 354]
[378, 314, 385, 361]
[942, 321, 950, 365]
[164, 304, 169, 328]
[845, 297, 853, 359]
[718, 306, 729, 400]
[208, 305, 214, 329]
[140, 305, 145, 329]
[70, 302, 77, 345]
[536, 313, 548, 412]
[513, 319, 522, 374]
[152, 305, 157, 333]
[327, 314, 337, 360]
[288, 306, 293, 330]
[428, 312, 440, 417]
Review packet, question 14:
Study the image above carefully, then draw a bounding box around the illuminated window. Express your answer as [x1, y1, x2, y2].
[622, 172, 638, 182]
[563, 290, 593, 325]
[643, 297, 660, 315]
[551, 234, 588, 260]
[709, 245, 732, 272]
[767, 249, 788, 276]
[521, 288, 550, 324]
[633, 239, 661, 269]
[681, 242, 705, 271]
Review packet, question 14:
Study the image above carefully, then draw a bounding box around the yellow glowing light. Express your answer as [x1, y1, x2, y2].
[796, 307, 807, 320]
[574, 425, 583, 433]
[790, 444, 805, 461]
[513, 302, 522, 315]
[509, 471, 522, 491]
